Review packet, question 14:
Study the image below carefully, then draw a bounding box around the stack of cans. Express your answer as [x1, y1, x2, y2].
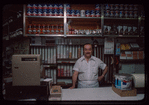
[95, 4, 101, 17]
[104, 4, 138, 18]
[27, 4, 64, 16]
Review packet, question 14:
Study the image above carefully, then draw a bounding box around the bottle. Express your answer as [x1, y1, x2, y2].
[120, 25, 123, 35]
[133, 26, 138, 35]
[28, 24, 32, 34]
[51, 24, 54, 34]
[123, 25, 128, 35]
[60, 24, 64, 34]
[42, 24, 46, 34]
[37, 24, 41, 34]
[32, 24, 37, 34]
[46, 24, 50, 34]
[113, 25, 118, 35]
[128, 25, 133, 35]
[56, 24, 59, 34]
[104, 25, 108, 35]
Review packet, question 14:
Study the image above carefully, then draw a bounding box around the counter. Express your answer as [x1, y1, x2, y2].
[61, 87, 144, 101]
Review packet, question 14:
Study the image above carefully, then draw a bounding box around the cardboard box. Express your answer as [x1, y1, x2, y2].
[112, 84, 137, 97]
[50, 85, 62, 97]
[120, 53, 126, 59]
[138, 51, 144, 59]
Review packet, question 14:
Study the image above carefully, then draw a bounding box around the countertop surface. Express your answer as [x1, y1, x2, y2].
[61, 87, 144, 101]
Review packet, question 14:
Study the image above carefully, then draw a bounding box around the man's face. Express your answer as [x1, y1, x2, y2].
[84, 44, 92, 58]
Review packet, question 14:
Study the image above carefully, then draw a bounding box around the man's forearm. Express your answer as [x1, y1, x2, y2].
[72, 73, 78, 87]
[102, 66, 108, 76]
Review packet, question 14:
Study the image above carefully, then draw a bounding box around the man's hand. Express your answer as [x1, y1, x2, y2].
[69, 86, 75, 89]
[98, 75, 104, 82]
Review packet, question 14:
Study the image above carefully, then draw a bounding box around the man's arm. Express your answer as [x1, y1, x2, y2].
[69, 70, 78, 89]
[98, 66, 108, 81]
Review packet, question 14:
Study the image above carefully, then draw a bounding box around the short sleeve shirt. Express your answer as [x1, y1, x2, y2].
[73, 56, 107, 81]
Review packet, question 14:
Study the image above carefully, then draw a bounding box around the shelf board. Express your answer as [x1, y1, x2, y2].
[30, 44, 56, 47]
[120, 59, 144, 63]
[57, 58, 78, 61]
[57, 77, 72, 79]
[25, 34, 64, 37]
[104, 17, 138, 20]
[67, 16, 101, 19]
[104, 35, 139, 37]
[66, 34, 103, 37]
[26, 16, 64, 18]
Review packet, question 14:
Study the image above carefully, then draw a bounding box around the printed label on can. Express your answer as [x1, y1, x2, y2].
[105, 4, 110, 10]
[95, 10, 100, 17]
[59, 9, 63, 16]
[110, 4, 114, 10]
[32, 4, 37, 9]
[43, 9, 47, 16]
[134, 11, 138, 18]
[27, 4, 32, 9]
[114, 4, 119, 10]
[37, 4, 42, 9]
[32, 9, 37, 16]
[43, 4, 47, 9]
[90, 10, 95, 17]
[129, 11, 133, 18]
[95, 4, 100, 10]
[53, 4, 58, 9]
[66, 9, 70, 16]
[81, 10, 85, 17]
[66, 4, 70, 9]
[75, 10, 80, 17]
[27, 9, 32, 16]
[110, 11, 114, 17]
[119, 11, 124, 18]
[115, 10, 119, 17]
[70, 10, 75, 16]
[38, 9, 42, 16]
[47, 4, 53, 9]
[124, 11, 128, 18]
[85, 10, 90, 17]
[53, 9, 58, 16]
[59, 4, 63, 9]
[105, 10, 110, 17]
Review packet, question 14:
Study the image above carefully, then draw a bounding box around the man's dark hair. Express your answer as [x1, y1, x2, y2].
[83, 43, 92, 49]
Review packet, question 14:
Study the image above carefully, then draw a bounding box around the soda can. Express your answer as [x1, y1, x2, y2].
[110, 4, 114, 10]
[70, 9, 75, 16]
[90, 10, 95, 17]
[59, 4, 63, 9]
[119, 11, 124, 18]
[119, 4, 124, 10]
[27, 9, 32, 16]
[124, 4, 129, 10]
[105, 10, 110, 17]
[38, 9, 42, 16]
[95, 4, 100, 10]
[80, 10, 85, 17]
[48, 9, 53, 16]
[66, 9, 70, 16]
[134, 11, 138, 18]
[124, 11, 128, 18]
[53, 9, 58, 16]
[134, 4, 138, 10]
[85, 10, 90, 17]
[32, 9, 37, 16]
[66, 4, 70, 10]
[43, 4, 48, 9]
[110, 11, 114, 17]
[43, 9, 48, 16]
[114, 4, 119, 10]
[75, 10, 80, 17]
[115, 10, 119, 17]
[47, 4, 53, 9]
[27, 4, 32, 9]
[59, 9, 63, 16]
[95, 10, 100, 17]
[105, 4, 110, 10]
[37, 4, 42, 9]
[129, 4, 133, 10]
[53, 4, 58, 9]
[129, 11, 133, 18]
[32, 4, 37, 9]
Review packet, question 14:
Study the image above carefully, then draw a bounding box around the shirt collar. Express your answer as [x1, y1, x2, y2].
[81, 55, 95, 62]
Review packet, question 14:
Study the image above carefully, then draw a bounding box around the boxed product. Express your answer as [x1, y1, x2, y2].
[125, 51, 133, 59]
[138, 51, 144, 59]
[50, 85, 62, 97]
[132, 51, 138, 59]
[112, 84, 137, 97]
[120, 52, 126, 59]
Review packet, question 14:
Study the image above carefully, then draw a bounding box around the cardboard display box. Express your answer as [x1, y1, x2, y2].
[50, 85, 62, 97]
[112, 84, 137, 97]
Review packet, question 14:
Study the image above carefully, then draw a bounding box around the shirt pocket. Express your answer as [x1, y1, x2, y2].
[92, 67, 98, 74]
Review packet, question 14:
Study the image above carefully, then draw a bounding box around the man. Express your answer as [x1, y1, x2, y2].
[69, 43, 108, 89]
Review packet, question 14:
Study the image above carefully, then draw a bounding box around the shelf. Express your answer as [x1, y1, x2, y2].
[104, 35, 139, 37]
[25, 34, 64, 37]
[67, 16, 101, 19]
[57, 58, 78, 61]
[66, 34, 102, 37]
[120, 59, 144, 64]
[104, 17, 138, 20]
[30, 44, 56, 47]
[57, 77, 72, 79]
[26, 16, 64, 18]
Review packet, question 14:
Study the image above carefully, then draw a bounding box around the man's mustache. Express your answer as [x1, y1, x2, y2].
[85, 52, 91, 54]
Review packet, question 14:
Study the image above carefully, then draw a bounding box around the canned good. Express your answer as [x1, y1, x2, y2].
[27, 9, 32, 16]
[95, 10, 100, 17]
[95, 4, 100, 10]
[66, 9, 70, 16]
[115, 10, 119, 17]
[134, 11, 138, 18]
[114, 4, 119, 10]
[105, 10, 110, 17]
[80, 10, 85, 17]
[27, 4, 32, 9]
[43, 4, 48, 9]
[110, 4, 114, 10]
[85, 10, 90, 17]
[66, 4, 70, 10]
[105, 4, 110, 10]
[32, 9, 37, 16]
[59, 4, 63, 9]
[124, 4, 129, 10]
[119, 11, 124, 18]
[53, 4, 58, 9]
[90, 10, 95, 17]
[38, 9, 42, 16]
[43, 9, 48, 16]
[129, 4, 133, 10]
[59, 9, 63, 16]
[32, 4, 37, 9]
[75, 10, 80, 17]
[110, 11, 114, 17]
[124, 11, 129, 18]
[47, 4, 53, 9]
[129, 11, 133, 18]
[134, 4, 138, 10]
[53, 9, 58, 16]
[37, 4, 42, 9]
[119, 4, 123, 10]
[48, 9, 53, 16]
[70, 9, 75, 16]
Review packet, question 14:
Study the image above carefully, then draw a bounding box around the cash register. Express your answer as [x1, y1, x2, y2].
[5, 54, 52, 101]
